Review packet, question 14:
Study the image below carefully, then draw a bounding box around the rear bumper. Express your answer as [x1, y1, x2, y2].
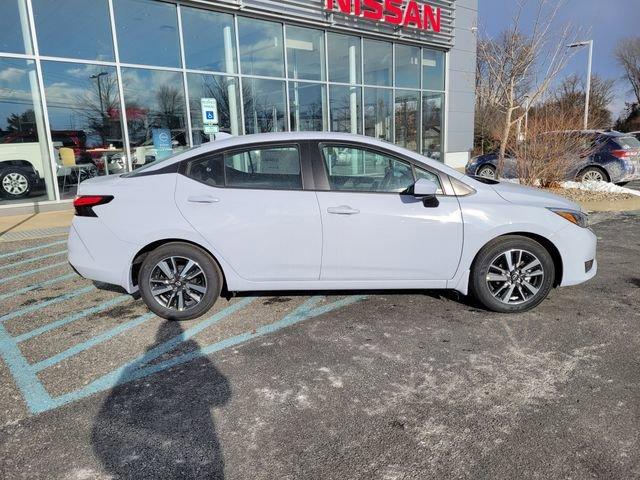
[67, 219, 137, 292]
[554, 224, 598, 287]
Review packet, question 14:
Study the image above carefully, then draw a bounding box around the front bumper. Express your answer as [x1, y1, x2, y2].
[553, 223, 598, 287]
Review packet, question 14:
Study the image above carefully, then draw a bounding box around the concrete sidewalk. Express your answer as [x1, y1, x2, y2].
[0, 209, 73, 241]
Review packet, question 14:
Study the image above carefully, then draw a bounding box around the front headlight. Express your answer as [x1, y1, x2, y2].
[548, 208, 589, 228]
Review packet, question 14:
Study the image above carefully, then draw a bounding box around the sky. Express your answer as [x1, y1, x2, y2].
[479, 0, 640, 118]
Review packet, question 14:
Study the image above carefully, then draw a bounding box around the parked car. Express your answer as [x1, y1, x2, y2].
[69, 132, 597, 320]
[0, 135, 46, 199]
[467, 130, 640, 185]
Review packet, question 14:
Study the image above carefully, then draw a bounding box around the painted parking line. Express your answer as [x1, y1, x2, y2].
[0, 250, 67, 272]
[32, 312, 156, 372]
[0, 240, 67, 260]
[0, 286, 95, 323]
[14, 295, 131, 343]
[0, 273, 78, 304]
[0, 293, 367, 415]
[2, 261, 69, 283]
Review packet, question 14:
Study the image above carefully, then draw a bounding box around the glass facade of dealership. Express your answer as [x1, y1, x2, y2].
[0, 0, 446, 209]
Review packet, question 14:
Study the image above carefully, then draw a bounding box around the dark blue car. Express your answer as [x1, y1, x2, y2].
[466, 130, 640, 185]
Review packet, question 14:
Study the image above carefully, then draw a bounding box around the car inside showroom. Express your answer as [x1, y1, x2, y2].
[0, 0, 476, 214]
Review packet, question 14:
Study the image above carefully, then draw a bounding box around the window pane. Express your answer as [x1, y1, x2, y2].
[289, 82, 326, 132]
[0, 0, 32, 54]
[41, 62, 126, 198]
[33, 0, 114, 60]
[113, 0, 180, 68]
[238, 17, 284, 77]
[327, 33, 361, 84]
[322, 146, 414, 193]
[224, 146, 302, 190]
[329, 85, 361, 134]
[364, 88, 392, 142]
[395, 44, 420, 89]
[181, 7, 236, 73]
[0, 59, 55, 204]
[121, 68, 188, 167]
[188, 74, 241, 145]
[185, 154, 223, 187]
[242, 78, 286, 134]
[423, 93, 443, 161]
[286, 26, 325, 81]
[423, 49, 445, 91]
[363, 39, 392, 86]
[395, 90, 420, 152]
[415, 166, 443, 193]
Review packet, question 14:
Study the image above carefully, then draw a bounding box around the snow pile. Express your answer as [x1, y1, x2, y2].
[560, 181, 640, 197]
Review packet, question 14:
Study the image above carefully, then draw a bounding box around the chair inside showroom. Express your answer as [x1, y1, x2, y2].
[58, 147, 92, 193]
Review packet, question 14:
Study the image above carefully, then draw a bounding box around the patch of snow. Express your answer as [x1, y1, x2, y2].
[560, 180, 640, 197]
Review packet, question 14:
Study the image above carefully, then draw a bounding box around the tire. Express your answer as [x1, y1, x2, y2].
[578, 167, 608, 183]
[470, 236, 555, 313]
[0, 167, 32, 199]
[138, 242, 222, 321]
[476, 165, 497, 179]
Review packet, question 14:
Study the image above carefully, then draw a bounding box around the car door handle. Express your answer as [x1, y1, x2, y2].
[327, 205, 360, 215]
[187, 195, 220, 204]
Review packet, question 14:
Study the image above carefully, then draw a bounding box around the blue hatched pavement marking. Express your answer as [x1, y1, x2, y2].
[0, 240, 67, 260]
[0, 294, 367, 415]
[0, 273, 78, 304]
[0, 250, 67, 271]
[2, 261, 68, 283]
[0, 286, 95, 323]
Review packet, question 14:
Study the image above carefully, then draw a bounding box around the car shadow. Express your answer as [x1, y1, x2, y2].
[91, 321, 230, 479]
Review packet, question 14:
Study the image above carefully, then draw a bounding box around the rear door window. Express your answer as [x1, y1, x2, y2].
[223, 145, 302, 190]
[613, 136, 640, 150]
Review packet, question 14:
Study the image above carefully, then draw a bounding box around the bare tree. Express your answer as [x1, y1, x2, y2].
[512, 102, 591, 187]
[615, 37, 640, 104]
[477, 0, 579, 174]
[553, 74, 615, 129]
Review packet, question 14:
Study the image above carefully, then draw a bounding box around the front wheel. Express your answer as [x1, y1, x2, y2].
[0, 168, 32, 199]
[138, 242, 222, 321]
[470, 236, 555, 313]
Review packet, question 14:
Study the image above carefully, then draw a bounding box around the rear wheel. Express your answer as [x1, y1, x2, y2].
[471, 236, 555, 313]
[578, 167, 608, 183]
[138, 242, 222, 321]
[477, 165, 497, 179]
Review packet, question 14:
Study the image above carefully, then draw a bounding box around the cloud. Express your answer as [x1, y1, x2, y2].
[0, 67, 27, 83]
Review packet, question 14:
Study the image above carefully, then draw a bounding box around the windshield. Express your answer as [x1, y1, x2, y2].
[123, 147, 197, 177]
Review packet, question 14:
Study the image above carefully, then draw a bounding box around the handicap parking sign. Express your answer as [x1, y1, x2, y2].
[201, 98, 218, 126]
[206, 111, 215, 120]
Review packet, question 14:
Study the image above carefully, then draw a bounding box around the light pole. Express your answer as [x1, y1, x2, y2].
[90, 71, 109, 173]
[567, 40, 593, 130]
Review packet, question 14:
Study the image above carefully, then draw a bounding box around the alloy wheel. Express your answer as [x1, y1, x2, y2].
[149, 256, 208, 311]
[478, 167, 496, 179]
[2, 172, 29, 195]
[485, 249, 545, 305]
[581, 170, 605, 182]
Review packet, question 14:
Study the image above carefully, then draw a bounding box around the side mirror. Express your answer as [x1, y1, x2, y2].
[410, 178, 439, 208]
[412, 178, 438, 197]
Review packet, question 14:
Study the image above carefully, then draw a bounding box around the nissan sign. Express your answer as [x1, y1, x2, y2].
[325, 0, 441, 33]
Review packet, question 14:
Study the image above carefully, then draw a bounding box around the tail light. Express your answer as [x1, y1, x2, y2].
[611, 149, 634, 159]
[74, 195, 113, 217]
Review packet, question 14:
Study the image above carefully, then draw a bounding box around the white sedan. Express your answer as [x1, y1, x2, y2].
[68, 132, 597, 320]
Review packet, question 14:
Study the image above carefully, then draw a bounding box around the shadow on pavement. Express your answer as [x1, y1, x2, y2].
[91, 321, 230, 479]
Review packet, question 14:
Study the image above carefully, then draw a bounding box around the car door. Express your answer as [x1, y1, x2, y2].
[315, 143, 463, 281]
[175, 142, 322, 282]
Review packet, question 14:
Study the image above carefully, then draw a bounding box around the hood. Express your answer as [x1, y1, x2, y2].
[490, 181, 581, 211]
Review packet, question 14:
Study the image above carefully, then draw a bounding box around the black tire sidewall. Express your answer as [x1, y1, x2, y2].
[471, 236, 555, 313]
[478, 165, 496, 178]
[139, 243, 222, 321]
[0, 168, 32, 199]
[579, 167, 607, 183]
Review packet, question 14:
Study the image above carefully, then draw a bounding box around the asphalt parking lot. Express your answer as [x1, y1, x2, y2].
[1, 211, 639, 479]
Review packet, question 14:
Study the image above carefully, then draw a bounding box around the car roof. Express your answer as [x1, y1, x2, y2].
[135, 132, 465, 180]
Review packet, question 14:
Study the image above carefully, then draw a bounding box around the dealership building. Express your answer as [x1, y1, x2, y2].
[0, 0, 477, 214]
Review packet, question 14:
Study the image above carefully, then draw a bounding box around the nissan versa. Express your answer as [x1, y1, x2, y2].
[68, 132, 597, 320]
